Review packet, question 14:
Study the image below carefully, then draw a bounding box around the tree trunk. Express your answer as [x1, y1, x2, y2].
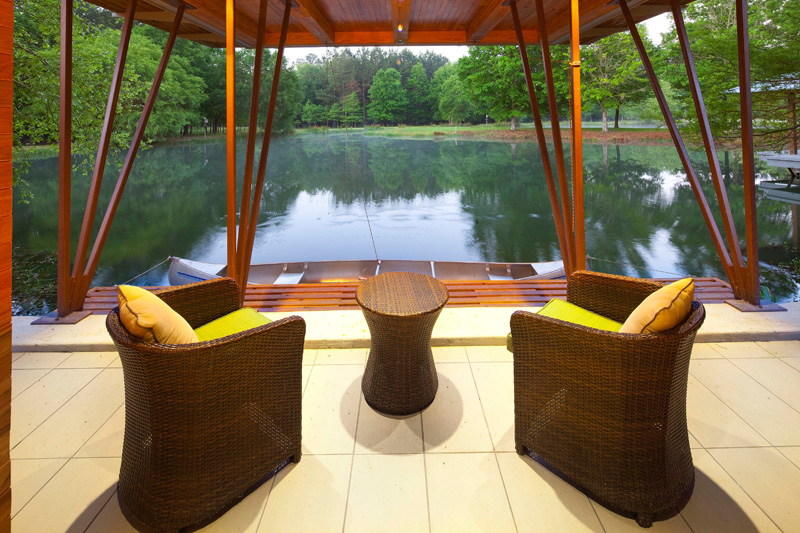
[614, 107, 620, 129]
[603, 144, 608, 169]
[510, 116, 517, 131]
[601, 108, 608, 133]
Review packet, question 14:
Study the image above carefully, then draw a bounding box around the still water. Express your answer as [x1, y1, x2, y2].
[13, 133, 799, 305]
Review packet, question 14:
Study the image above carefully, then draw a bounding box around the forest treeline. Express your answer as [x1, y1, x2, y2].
[13, 0, 800, 157]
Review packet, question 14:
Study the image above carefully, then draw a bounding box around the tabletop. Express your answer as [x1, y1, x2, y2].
[356, 272, 449, 316]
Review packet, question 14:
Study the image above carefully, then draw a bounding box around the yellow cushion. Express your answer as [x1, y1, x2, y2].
[619, 278, 695, 334]
[117, 285, 198, 344]
[194, 307, 272, 342]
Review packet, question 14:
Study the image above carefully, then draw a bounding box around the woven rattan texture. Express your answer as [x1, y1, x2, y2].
[357, 272, 449, 416]
[356, 271, 449, 316]
[106, 278, 305, 532]
[510, 271, 705, 528]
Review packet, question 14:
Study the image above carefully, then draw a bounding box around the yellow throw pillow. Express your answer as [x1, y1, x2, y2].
[117, 285, 199, 344]
[619, 278, 695, 334]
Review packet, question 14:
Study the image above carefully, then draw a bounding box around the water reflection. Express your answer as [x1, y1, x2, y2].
[12, 133, 798, 302]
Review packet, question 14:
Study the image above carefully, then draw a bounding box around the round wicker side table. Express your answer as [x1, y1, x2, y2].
[356, 271, 449, 416]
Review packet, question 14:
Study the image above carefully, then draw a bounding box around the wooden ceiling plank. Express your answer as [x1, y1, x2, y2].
[466, 0, 508, 43]
[143, 0, 256, 46]
[293, 0, 335, 44]
[549, 0, 650, 44]
[179, 32, 226, 42]
[113, 10, 174, 21]
[392, 0, 412, 44]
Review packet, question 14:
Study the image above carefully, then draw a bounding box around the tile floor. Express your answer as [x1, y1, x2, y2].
[9, 341, 800, 532]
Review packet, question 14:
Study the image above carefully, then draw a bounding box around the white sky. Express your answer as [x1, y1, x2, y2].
[281, 14, 675, 65]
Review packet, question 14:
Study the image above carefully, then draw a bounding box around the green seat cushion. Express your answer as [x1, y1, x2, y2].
[194, 307, 272, 342]
[506, 298, 622, 352]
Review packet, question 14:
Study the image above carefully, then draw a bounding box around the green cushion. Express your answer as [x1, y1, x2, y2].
[194, 307, 272, 342]
[506, 298, 622, 352]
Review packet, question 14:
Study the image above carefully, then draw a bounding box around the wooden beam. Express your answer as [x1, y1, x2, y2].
[114, 10, 174, 21]
[581, 27, 626, 38]
[466, 0, 508, 43]
[736, 0, 760, 304]
[145, 0, 254, 47]
[57, 0, 74, 316]
[293, 0, 334, 44]
[226, 0, 237, 282]
[178, 32, 226, 42]
[550, 0, 648, 44]
[392, 0, 412, 44]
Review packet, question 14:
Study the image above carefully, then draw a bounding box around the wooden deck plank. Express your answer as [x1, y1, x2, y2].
[83, 277, 735, 314]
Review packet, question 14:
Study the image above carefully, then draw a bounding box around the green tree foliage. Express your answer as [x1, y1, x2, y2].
[341, 91, 362, 126]
[301, 102, 326, 126]
[658, 0, 800, 147]
[582, 30, 650, 132]
[458, 46, 529, 130]
[405, 63, 431, 125]
[367, 68, 408, 125]
[438, 75, 473, 130]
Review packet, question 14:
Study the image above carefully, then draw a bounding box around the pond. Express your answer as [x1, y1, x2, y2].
[12, 132, 800, 314]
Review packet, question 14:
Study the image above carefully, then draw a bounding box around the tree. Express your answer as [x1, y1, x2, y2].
[582, 31, 649, 132]
[302, 102, 325, 126]
[458, 46, 529, 130]
[328, 102, 343, 127]
[405, 63, 431, 125]
[438, 75, 473, 131]
[367, 68, 408, 125]
[341, 91, 362, 126]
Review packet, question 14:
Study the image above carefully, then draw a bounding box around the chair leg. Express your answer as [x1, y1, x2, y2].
[636, 513, 653, 528]
[290, 451, 302, 464]
[515, 443, 527, 456]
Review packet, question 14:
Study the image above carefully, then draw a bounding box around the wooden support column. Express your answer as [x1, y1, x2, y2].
[535, 0, 575, 269]
[74, 5, 186, 304]
[0, 0, 13, 525]
[235, 0, 269, 285]
[670, 0, 747, 300]
[570, 0, 585, 271]
[69, 0, 138, 306]
[736, 0, 760, 305]
[392, 0, 411, 44]
[226, 0, 237, 280]
[620, 0, 737, 290]
[509, 0, 573, 275]
[238, 0, 292, 291]
[57, 0, 74, 317]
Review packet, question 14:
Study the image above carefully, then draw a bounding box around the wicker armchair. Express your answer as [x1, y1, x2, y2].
[510, 271, 705, 528]
[106, 277, 305, 532]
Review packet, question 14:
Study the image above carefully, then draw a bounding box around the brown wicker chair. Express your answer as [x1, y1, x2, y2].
[106, 277, 305, 532]
[510, 271, 705, 528]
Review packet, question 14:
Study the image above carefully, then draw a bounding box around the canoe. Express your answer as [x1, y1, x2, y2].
[168, 257, 566, 286]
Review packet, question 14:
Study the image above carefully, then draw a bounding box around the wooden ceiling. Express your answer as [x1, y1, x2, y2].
[93, 0, 692, 48]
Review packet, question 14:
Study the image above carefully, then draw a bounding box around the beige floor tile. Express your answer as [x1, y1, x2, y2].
[755, 340, 800, 357]
[432, 346, 468, 363]
[11, 369, 49, 399]
[58, 351, 119, 368]
[303, 349, 317, 366]
[591, 502, 691, 532]
[709, 447, 799, 532]
[688, 432, 702, 449]
[260, 455, 352, 533]
[12, 457, 121, 533]
[200, 478, 274, 533]
[783, 357, 800, 372]
[13, 368, 125, 459]
[12, 352, 24, 362]
[422, 363, 493, 453]
[302, 364, 362, 454]
[691, 359, 800, 446]
[75, 405, 125, 458]
[301, 365, 312, 396]
[495, 452, 603, 532]
[85, 490, 137, 533]
[681, 449, 779, 533]
[471, 362, 515, 451]
[11, 368, 102, 448]
[466, 345, 512, 363]
[692, 344, 724, 359]
[10, 458, 68, 518]
[12, 352, 73, 369]
[316, 349, 367, 365]
[355, 396, 423, 454]
[708, 342, 772, 359]
[344, 454, 428, 533]
[686, 377, 769, 448]
[108, 357, 122, 368]
[777, 446, 800, 468]
[731, 357, 800, 411]
[426, 453, 515, 533]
